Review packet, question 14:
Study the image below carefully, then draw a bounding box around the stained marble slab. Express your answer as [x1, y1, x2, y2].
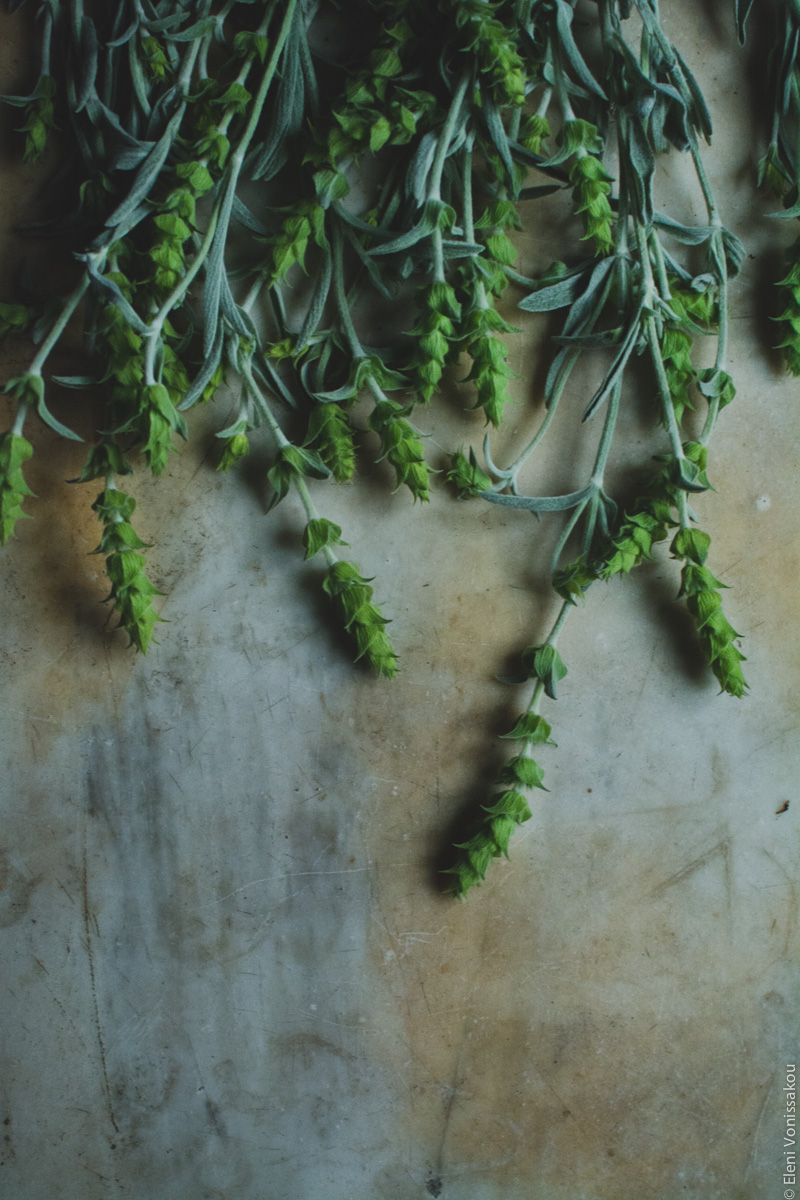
[1, 4, 799, 1199]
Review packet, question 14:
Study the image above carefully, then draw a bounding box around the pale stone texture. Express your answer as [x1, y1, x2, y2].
[1, 5, 798, 1199]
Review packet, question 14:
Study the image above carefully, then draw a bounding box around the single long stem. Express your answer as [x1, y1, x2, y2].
[29, 274, 91, 376]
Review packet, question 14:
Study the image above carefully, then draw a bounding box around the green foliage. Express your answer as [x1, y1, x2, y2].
[322, 561, 398, 678]
[303, 517, 347, 560]
[0, 432, 35, 544]
[368, 399, 430, 501]
[671, 530, 748, 698]
[408, 282, 461, 403]
[91, 488, 163, 652]
[443, 788, 533, 898]
[305, 405, 356, 483]
[446, 448, 492, 497]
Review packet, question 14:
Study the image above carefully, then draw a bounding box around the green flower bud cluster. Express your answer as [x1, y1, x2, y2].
[518, 113, 551, 156]
[263, 201, 327, 287]
[443, 711, 554, 898]
[267, 443, 330, 508]
[0, 302, 31, 339]
[671, 526, 748, 698]
[462, 316, 516, 427]
[445, 0, 526, 107]
[598, 496, 674, 578]
[305, 404, 356, 483]
[232, 30, 270, 66]
[473, 197, 522, 297]
[140, 35, 170, 82]
[328, 34, 420, 159]
[139, 382, 189, 476]
[172, 159, 215, 221]
[661, 281, 717, 424]
[408, 281, 461, 403]
[91, 488, 163, 652]
[368, 399, 430, 501]
[217, 432, 249, 472]
[774, 239, 800, 376]
[321, 561, 398, 678]
[560, 120, 614, 256]
[302, 517, 346, 560]
[147, 212, 192, 299]
[73, 441, 132, 484]
[552, 555, 596, 604]
[757, 143, 789, 198]
[446, 447, 492, 497]
[19, 76, 57, 163]
[0, 432, 34, 544]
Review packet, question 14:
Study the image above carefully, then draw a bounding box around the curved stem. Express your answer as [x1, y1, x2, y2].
[29, 274, 91, 376]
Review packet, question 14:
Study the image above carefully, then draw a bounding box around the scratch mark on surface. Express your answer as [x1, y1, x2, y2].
[649, 837, 731, 895]
[82, 832, 119, 1136]
[211, 866, 372, 905]
[742, 1076, 775, 1186]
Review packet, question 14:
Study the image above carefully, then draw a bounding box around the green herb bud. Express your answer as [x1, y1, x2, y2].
[322, 561, 398, 677]
[217, 433, 250, 472]
[302, 518, 347, 560]
[369, 400, 430, 501]
[446, 448, 492, 497]
[91, 488, 163, 652]
[569, 154, 614, 256]
[305, 404, 356, 483]
[520, 643, 568, 699]
[0, 432, 35, 544]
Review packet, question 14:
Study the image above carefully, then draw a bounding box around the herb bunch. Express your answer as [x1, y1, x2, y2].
[0, 1, 755, 899]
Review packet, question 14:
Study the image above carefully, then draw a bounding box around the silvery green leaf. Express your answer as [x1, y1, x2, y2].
[110, 141, 156, 171]
[231, 195, 271, 236]
[250, 22, 304, 180]
[220, 274, 256, 340]
[518, 270, 588, 313]
[215, 416, 249, 440]
[82, 260, 150, 334]
[145, 14, 190, 34]
[554, 0, 607, 100]
[560, 257, 615, 338]
[252, 355, 299, 411]
[333, 203, 393, 240]
[311, 381, 359, 403]
[128, 36, 152, 116]
[482, 483, 596, 513]
[652, 212, 712, 245]
[76, 17, 99, 113]
[0, 90, 38, 107]
[106, 20, 140, 48]
[165, 15, 217, 40]
[297, 249, 334, 347]
[105, 109, 184, 230]
[673, 47, 712, 140]
[342, 226, 393, 299]
[52, 375, 100, 389]
[203, 181, 238, 355]
[482, 94, 514, 182]
[178, 327, 225, 410]
[406, 132, 437, 205]
[441, 239, 483, 258]
[368, 210, 437, 257]
[582, 315, 642, 421]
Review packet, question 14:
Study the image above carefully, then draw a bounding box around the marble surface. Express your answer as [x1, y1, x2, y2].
[1, 5, 799, 1199]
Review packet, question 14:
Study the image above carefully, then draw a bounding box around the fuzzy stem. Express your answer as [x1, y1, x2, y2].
[29, 274, 91, 376]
